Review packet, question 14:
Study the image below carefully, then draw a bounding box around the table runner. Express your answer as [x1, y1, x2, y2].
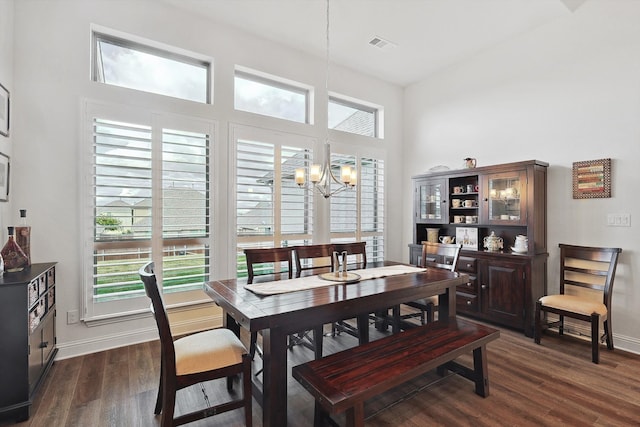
[244, 265, 426, 296]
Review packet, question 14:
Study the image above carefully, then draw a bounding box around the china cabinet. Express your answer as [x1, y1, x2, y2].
[0, 263, 57, 422]
[410, 160, 547, 336]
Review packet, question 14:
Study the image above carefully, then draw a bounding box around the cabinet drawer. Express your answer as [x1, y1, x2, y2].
[456, 291, 478, 311]
[29, 279, 39, 306]
[47, 287, 56, 311]
[457, 276, 477, 294]
[457, 256, 477, 273]
[29, 299, 45, 333]
[38, 272, 47, 296]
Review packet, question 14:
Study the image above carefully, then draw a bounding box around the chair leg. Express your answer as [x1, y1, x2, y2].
[604, 318, 614, 350]
[313, 326, 324, 359]
[591, 313, 600, 364]
[155, 358, 164, 415]
[426, 302, 435, 323]
[391, 305, 400, 334]
[242, 354, 253, 427]
[249, 332, 258, 359]
[558, 315, 564, 335]
[160, 382, 176, 427]
[534, 301, 542, 345]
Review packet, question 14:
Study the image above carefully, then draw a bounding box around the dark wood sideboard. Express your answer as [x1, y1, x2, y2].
[0, 263, 57, 422]
[409, 160, 548, 336]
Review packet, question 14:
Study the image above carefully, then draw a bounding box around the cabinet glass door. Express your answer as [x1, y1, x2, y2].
[485, 171, 526, 224]
[417, 179, 446, 222]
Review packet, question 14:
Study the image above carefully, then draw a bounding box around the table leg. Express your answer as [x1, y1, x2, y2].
[261, 327, 289, 427]
[356, 314, 369, 344]
[438, 286, 456, 322]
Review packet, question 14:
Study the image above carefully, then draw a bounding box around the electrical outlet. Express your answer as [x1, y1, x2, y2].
[67, 310, 79, 324]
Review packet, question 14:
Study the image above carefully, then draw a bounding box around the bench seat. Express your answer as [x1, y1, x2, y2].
[292, 318, 500, 427]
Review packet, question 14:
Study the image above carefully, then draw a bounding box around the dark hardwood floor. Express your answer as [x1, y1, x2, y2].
[3, 316, 640, 427]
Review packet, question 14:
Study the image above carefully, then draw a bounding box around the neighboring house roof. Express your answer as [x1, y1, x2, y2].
[333, 110, 374, 137]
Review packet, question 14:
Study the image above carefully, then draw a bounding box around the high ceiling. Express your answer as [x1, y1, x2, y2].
[163, 0, 583, 87]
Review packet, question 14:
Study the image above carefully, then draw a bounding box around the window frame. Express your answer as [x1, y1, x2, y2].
[329, 146, 386, 263]
[91, 28, 212, 104]
[81, 100, 217, 324]
[328, 94, 381, 138]
[234, 67, 312, 124]
[231, 124, 316, 276]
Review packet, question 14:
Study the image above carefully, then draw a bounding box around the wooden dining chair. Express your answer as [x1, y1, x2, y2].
[294, 243, 335, 277]
[291, 244, 336, 357]
[534, 244, 622, 363]
[244, 247, 294, 361]
[139, 262, 252, 427]
[397, 242, 462, 327]
[331, 242, 368, 338]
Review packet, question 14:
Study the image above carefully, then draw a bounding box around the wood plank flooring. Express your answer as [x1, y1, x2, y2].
[2, 317, 639, 426]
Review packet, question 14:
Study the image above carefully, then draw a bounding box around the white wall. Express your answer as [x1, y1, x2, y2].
[0, 0, 14, 232]
[404, 1, 639, 353]
[11, 0, 403, 358]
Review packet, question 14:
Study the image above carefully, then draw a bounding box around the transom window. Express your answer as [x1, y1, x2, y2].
[329, 96, 380, 138]
[92, 31, 210, 103]
[234, 68, 310, 124]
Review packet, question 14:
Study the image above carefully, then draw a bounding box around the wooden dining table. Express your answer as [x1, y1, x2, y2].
[203, 261, 468, 427]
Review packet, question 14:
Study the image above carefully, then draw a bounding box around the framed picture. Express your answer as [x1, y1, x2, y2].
[572, 158, 611, 199]
[0, 152, 9, 202]
[0, 83, 9, 137]
[456, 227, 478, 251]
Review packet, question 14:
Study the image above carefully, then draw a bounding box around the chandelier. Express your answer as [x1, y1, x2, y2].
[295, 0, 357, 199]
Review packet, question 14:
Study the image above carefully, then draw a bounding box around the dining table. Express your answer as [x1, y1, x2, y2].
[203, 261, 469, 427]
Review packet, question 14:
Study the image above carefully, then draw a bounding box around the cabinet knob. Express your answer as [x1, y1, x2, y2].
[466, 263, 472, 268]
[39, 341, 49, 349]
[466, 282, 472, 287]
[481, 284, 487, 289]
[484, 198, 488, 202]
[466, 300, 472, 305]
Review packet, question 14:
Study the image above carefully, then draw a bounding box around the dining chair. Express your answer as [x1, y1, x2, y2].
[294, 243, 335, 278]
[244, 247, 294, 361]
[534, 244, 622, 364]
[397, 242, 462, 327]
[291, 244, 336, 357]
[331, 242, 368, 338]
[139, 262, 252, 427]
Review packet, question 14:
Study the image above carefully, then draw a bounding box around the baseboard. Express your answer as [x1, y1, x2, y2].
[550, 317, 640, 355]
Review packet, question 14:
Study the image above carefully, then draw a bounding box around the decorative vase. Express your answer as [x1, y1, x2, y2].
[1, 227, 29, 272]
[16, 209, 31, 266]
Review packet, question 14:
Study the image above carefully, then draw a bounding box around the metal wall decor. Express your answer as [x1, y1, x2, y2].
[572, 158, 611, 199]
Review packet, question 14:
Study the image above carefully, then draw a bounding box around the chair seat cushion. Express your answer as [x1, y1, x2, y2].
[174, 328, 247, 376]
[539, 294, 607, 318]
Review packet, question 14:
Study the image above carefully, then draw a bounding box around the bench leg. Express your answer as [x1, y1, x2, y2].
[345, 402, 365, 427]
[472, 344, 490, 397]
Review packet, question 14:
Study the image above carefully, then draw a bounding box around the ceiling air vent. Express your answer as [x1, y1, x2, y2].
[368, 36, 397, 50]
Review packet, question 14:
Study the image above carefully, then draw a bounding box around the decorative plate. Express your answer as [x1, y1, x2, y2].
[318, 272, 361, 283]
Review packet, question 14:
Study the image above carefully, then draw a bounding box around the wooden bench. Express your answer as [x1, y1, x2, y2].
[292, 318, 500, 427]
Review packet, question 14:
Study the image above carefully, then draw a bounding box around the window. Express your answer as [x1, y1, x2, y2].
[329, 96, 380, 138]
[330, 152, 385, 262]
[83, 102, 214, 321]
[92, 31, 210, 103]
[234, 125, 314, 277]
[234, 68, 310, 124]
